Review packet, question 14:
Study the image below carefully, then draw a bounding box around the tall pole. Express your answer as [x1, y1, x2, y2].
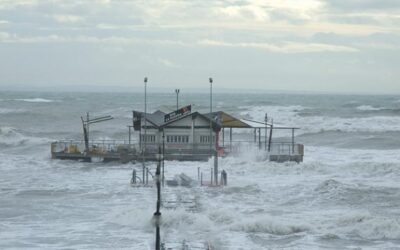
[144, 77, 147, 155]
[86, 112, 90, 142]
[209, 78, 213, 158]
[175, 89, 180, 110]
[143, 77, 147, 181]
[154, 146, 162, 250]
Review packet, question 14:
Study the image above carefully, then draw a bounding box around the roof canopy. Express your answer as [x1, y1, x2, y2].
[135, 108, 300, 130]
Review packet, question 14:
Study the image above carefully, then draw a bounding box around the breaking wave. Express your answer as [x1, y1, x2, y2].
[338, 212, 400, 240]
[14, 98, 57, 103]
[0, 126, 47, 148]
[241, 105, 400, 134]
[356, 105, 385, 111]
[230, 217, 308, 235]
[0, 108, 26, 114]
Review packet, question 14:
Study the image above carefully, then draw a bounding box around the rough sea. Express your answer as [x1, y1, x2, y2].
[2, 91, 400, 249]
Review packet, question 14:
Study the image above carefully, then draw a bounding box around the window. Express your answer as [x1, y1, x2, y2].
[141, 135, 155, 142]
[166, 135, 189, 144]
[200, 135, 215, 144]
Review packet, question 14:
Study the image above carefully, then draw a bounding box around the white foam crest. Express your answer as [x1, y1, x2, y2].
[0, 108, 26, 114]
[241, 105, 400, 133]
[306, 146, 400, 165]
[162, 208, 213, 231]
[0, 126, 48, 147]
[338, 212, 400, 240]
[14, 98, 57, 103]
[230, 216, 309, 235]
[356, 105, 384, 111]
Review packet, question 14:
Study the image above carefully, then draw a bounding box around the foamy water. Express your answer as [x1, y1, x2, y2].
[1, 91, 400, 249]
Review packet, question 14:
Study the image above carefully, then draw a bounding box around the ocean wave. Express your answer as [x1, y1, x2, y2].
[14, 98, 57, 103]
[0, 108, 26, 114]
[0, 126, 48, 148]
[240, 105, 400, 134]
[338, 212, 400, 240]
[230, 217, 308, 235]
[356, 105, 385, 111]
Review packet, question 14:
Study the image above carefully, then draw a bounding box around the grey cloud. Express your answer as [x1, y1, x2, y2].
[311, 32, 400, 50]
[320, 0, 400, 11]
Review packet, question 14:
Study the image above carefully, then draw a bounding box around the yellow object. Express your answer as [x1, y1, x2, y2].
[69, 145, 80, 154]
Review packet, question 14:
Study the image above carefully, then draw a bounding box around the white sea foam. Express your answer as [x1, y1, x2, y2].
[0, 126, 48, 148]
[14, 98, 56, 103]
[241, 105, 400, 134]
[356, 105, 384, 111]
[0, 108, 26, 114]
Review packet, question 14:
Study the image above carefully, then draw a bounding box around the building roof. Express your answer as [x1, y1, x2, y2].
[205, 111, 269, 128]
[135, 108, 299, 130]
[135, 109, 221, 130]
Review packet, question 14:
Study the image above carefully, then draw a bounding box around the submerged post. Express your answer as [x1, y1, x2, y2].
[133, 169, 136, 183]
[221, 170, 227, 186]
[146, 167, 149, 185]
[210, 168, 213, 185]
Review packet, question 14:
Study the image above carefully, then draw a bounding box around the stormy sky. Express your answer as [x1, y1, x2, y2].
[0, 0, 399, 93]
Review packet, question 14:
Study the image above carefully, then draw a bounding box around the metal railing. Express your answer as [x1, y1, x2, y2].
[51, 140, 138, 155]
[52, 139, 304, 157]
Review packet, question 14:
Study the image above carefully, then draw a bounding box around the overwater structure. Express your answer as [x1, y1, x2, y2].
[51, 105, 304, 163]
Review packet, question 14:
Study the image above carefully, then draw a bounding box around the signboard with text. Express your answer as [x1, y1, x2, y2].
[164, 105, 192, 123]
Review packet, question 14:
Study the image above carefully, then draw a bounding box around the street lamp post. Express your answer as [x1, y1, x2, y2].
[209, 78, 213, 157]
[175, 89, 180, 110]
[144, 77, 147, 153]
[143, 77, 147, 182]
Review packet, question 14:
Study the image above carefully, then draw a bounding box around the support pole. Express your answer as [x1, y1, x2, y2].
[209, 78, 213, 157]
[268, 123, 273, 152]
[142, 163, 145, 184]
[258, 128, 261, 149]
[132, 169, 136, 184]
[210, 168, 213, 185]
[265, 126, 268, 151]
[128, 126, 131, 145]
[214, 149, 218, 186]
[153, 146, 162, 250]
[292, 128, 295, 154]
[162, 130, 165, 186]
[222, 128, 225, 147]
[146, 167, 149, 185]
[229, 127, 232, 151]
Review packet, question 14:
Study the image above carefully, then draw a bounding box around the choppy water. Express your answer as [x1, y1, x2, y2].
[1, 91, 400, 249]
